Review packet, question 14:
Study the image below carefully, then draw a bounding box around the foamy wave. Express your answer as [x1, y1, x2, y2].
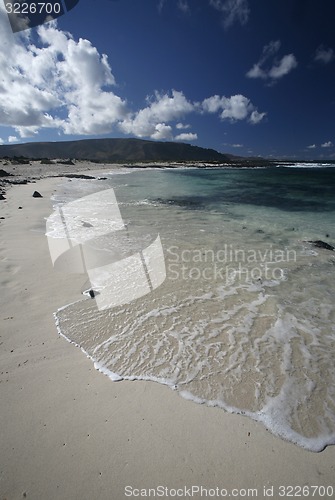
[55, 263, 335, 452]
[50, 166, 335, 452]
[277, 163, 335, 169]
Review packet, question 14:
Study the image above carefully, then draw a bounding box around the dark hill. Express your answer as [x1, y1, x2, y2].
[0, 138, 232, 163]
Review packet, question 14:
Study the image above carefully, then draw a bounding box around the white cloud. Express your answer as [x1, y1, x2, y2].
[209, 0, 250, 28]
[0, 8, 265, 143]
[0, 137, 4, 145]
[119, 90, 194, 139]
[268, 54, 297, 79]
[307, 144, 316, 149]
[246, 65, 266, 80]
[176, 122, 191, 129]
[14, 126, 40, 138]
[151, 123, 173, 140]
[121, 91, 265, 141]
[0, 10, 127, 138]
[175, 132, 197, 141]
[202, 95, 223, 113]
[321, 141, 333, 148]
[220, 95, 250, 120]
[314, 45, 334, 64]
[246, 40, 281, 79]
[8, 135, 18, 143]
[247, 40, 297, 82]
[202, 94, 266, 124]
[249, 110, 266, 124]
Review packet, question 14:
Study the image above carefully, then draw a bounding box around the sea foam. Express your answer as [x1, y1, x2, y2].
[50, 167, 335, 452]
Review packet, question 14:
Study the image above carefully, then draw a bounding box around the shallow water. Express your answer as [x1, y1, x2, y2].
[48, 166, 335, 451]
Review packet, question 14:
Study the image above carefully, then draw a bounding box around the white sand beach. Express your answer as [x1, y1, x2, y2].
[1, 174, 335, 500]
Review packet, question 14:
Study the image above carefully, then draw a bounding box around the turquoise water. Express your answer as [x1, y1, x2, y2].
[49, 166, 335, 451]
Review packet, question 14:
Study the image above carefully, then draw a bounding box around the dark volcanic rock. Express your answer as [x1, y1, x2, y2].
[32, 190, 43, 198]
[0, 194, 6, 200]
[0, 169, 12, 177]
[64, 174, 96, 180]
[2, 178, 28, 185]
[308, 240, 335, 251]
[59, 159, 75, 165]
[11, 157, 30, 165]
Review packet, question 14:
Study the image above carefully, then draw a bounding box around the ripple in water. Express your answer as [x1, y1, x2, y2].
[55, 251, 335, 452]
[52, 168, 335, 452]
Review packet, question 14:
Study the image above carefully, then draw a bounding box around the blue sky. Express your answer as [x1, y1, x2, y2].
[0, 0, 334, 159]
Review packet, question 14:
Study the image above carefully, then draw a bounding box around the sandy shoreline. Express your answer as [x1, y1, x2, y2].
[1, 175, 335, 500]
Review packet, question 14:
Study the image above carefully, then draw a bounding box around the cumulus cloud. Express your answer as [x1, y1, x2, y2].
[314, 45, 334, 64]
[0, 9, 127, 138]
[249, 110, 266, 124]
[307, 144, 316, 149]
[209, 0, 249, 28]
[321, 141, 333, 148]
[120, 90, 264, 141]
[202, 94, 266, 124]
[175, 132, 197, 141]
[0, 8, 265, 143]
[8, 135, 18, 143]
[151, 123, 173, 140]
[176, 122, 191, 129]
[246, 40, 297, 83]
[119, 90, 194, 139]
[14, 126, 39, 138]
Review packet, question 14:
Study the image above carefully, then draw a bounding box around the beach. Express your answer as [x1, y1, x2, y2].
[1, 168, 335, 500]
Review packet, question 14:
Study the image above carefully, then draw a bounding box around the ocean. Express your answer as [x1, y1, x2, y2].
[46, 165, 335, 452]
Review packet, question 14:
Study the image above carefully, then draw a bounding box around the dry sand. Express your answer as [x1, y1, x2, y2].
[1, 173, 335, 500]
